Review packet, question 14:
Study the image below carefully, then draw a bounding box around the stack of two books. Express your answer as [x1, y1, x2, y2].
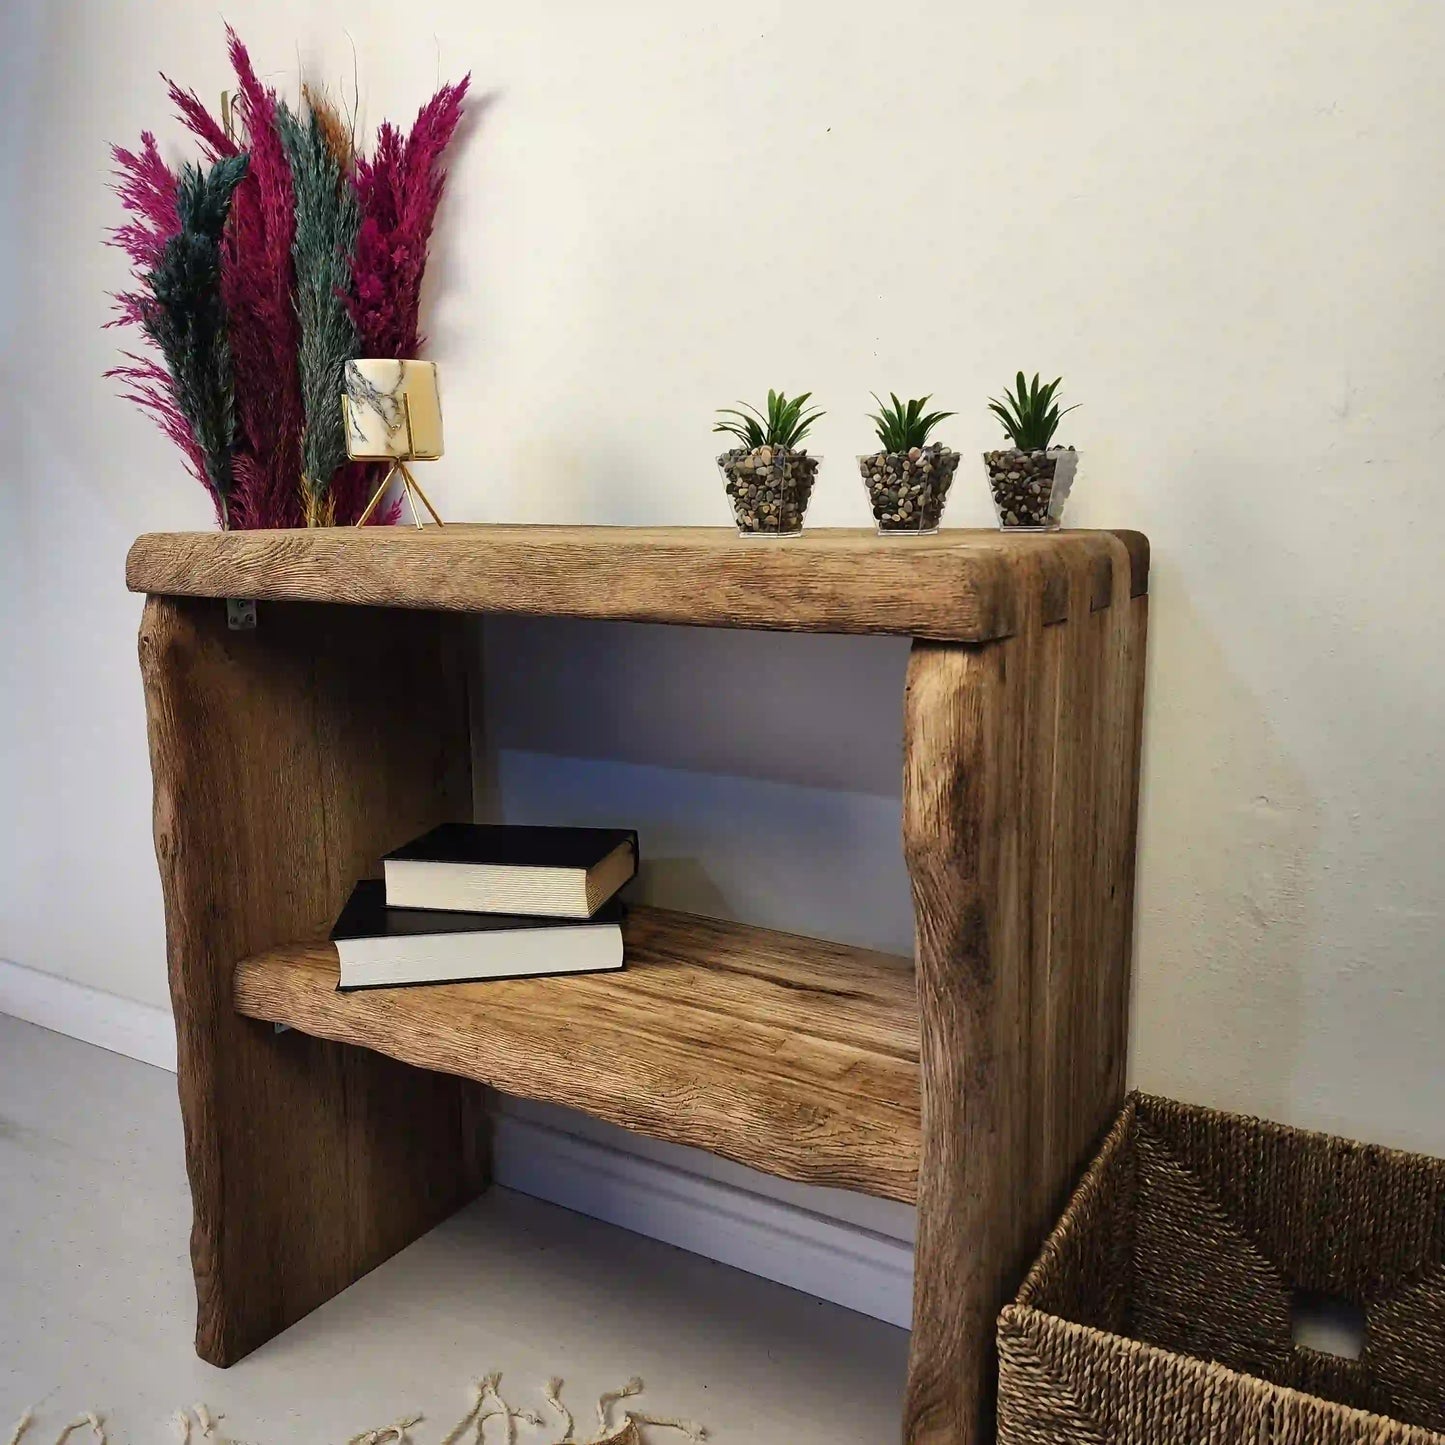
[332, 824, 638, 991]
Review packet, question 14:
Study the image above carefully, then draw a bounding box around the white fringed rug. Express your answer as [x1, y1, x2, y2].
[7, 1376, 706, 1445]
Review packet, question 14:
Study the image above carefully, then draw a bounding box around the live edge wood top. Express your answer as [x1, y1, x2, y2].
[234, 904, 921, 1202]
[127, 524, 1149, 642]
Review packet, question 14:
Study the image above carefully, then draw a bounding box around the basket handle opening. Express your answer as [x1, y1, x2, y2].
[1291, 1288, 1366, 1361]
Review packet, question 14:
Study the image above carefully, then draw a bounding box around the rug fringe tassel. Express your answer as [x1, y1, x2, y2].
[49, 1415, 104, 1445]
[346, 1415, 421, 1445]
[5, 1375, 706, 1444]
[168, 1406, 227, 1444]
[624, 1411, 708, 1443]
[543, 1378, 575, 1441]
[474, 1375, 541, 1444]
[596, 1379, 643, 1434]
[437, 1381, 486, 1445]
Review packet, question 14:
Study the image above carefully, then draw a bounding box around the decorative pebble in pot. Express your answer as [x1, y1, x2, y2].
[714, 389, 824, 537]
[859, 392, 960, 535]
[983, 372, 1080, 531]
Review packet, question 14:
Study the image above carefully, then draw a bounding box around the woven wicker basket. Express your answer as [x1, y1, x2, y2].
[999, 1093, 1445, 1444]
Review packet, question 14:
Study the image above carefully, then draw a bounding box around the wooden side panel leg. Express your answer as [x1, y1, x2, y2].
[900, 539, 1147, 1444]
[139, 596, 486, 1367]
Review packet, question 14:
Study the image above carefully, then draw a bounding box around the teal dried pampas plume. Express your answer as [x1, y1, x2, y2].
[278, 100, 360, 524]
[142, 153, 249, 527]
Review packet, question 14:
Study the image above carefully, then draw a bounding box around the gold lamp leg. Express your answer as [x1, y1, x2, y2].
[401, 464, 446, 527]
[400, 467, 425, 530]
[354, 462, 399, 528]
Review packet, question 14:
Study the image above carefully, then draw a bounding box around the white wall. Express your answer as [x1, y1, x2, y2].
[2, 0, 1443, 1165]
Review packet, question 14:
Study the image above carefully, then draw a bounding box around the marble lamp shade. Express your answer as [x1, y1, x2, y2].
[343, 359, 444, 461]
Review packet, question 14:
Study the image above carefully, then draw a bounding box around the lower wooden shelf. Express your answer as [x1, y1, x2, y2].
[233, 905, 921, 1203]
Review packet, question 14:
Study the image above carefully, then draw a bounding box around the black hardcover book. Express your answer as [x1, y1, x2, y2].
[332, 879, 626, 990]
[383, 823, 639, 918]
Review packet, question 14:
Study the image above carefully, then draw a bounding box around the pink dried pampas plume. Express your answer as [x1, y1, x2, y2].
[191, 29, 305, 528]
[332, 75, 471, 525]
[108, 132, 180, 320]
[347, 76, 470, 361]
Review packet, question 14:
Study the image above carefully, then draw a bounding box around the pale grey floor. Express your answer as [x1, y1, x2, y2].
[0, 1015, 908, 1443]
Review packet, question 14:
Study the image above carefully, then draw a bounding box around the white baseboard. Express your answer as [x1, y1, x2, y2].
[0, 957, 177, 1072]
[492, 1098, 914, 1327]
[0, 960, 914, 1328]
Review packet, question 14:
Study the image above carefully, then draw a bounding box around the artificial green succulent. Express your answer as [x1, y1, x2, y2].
[714, 389, 824, 451]
[988, 372, 1079, 451]
[868, 393, 954, 453]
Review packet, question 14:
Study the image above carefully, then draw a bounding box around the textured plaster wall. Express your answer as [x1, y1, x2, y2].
[1, 0, 1442, 1156]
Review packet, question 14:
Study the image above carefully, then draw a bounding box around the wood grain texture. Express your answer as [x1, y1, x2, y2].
[126, 525, 1149, 642]
[234, 906, 922, 1202]
[900, 532, 1148, 1445]
[139, 596, 485, 1367]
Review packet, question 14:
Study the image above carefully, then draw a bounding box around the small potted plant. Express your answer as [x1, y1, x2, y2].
[983, 372, 1080, 530]
[714, 389, 824, 537]
[859, 393, 959, 534]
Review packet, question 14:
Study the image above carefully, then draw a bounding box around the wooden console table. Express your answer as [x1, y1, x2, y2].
[128, 525, 1148, 1445]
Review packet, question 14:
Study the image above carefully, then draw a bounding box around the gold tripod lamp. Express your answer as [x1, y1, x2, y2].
[343, 359, 446, 528]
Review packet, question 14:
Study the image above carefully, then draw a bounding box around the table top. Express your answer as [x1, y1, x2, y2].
[127, 524, 1149, 641]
